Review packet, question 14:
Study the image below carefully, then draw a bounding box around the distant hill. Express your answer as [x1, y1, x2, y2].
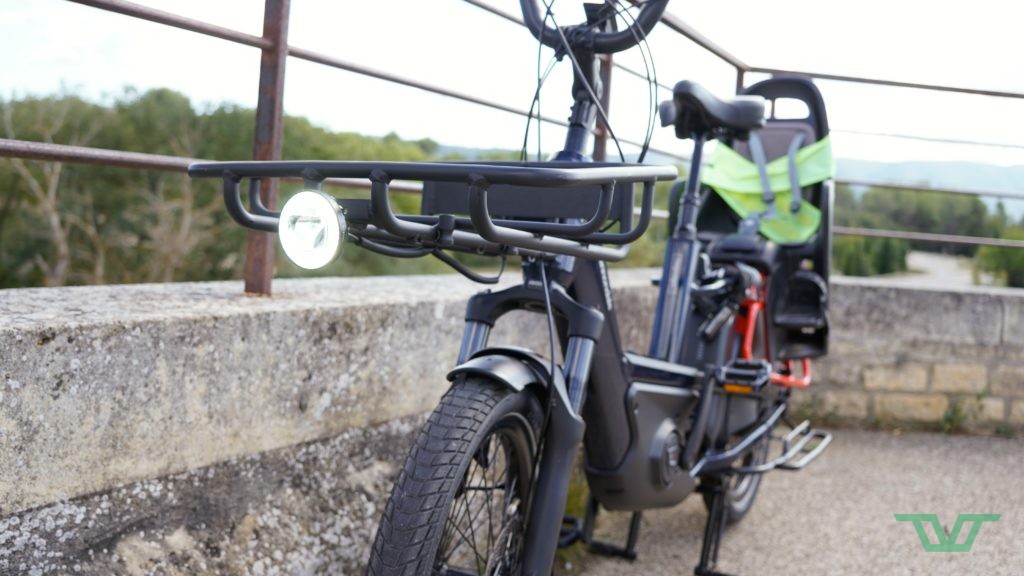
[836, 159, 1024, 198]
[837, 159, 1024, 217]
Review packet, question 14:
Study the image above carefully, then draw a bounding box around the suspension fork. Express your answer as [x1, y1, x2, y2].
[522, 333, 595, 575]
[456, 279, 604, 575]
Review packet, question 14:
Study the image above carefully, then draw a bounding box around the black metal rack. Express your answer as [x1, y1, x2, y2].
[188, 160, 678, 262]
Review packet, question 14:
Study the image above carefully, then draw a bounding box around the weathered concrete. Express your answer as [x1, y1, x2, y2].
[1, 276, 480, 517]
[0, 272, 656, 517]
[0, 414, 425, 575]
[2, 272, 1023, 574]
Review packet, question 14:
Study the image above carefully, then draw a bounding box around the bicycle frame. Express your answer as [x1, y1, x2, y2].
[443, 47, 788, 573]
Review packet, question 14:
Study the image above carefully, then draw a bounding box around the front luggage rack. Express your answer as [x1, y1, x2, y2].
[188, 160, 678, 262]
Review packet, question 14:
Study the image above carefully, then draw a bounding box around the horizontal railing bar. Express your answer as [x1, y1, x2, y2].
[749, 67, 1024, 100]
[831, 129, 1024, 150]
[287, 46, 686, 160]
[0, 140, 442, 195]
[286, 46, 572, 130]
[835, 226, 1024, 249]
[647, 207, 669, 220]
[610, 60, 672, 92]
[836, 177, 1024, 201]
[657, 11, 749, 71]
[67, 0, 271, 49]
[618, 140, 684, 161]
[0, 138, 195, 171]
[461, 0, 522, 25]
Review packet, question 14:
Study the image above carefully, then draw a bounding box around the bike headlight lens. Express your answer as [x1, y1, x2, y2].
[278, 191, 346, 270]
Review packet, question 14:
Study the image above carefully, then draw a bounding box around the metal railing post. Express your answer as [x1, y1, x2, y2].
[592, 54, 613, 162]
[244, 0, 290, 295]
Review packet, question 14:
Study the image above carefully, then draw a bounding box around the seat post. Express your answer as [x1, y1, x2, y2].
[673, 132, 707, 241]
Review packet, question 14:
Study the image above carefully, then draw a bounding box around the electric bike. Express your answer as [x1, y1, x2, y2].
[189, 2, 833, 574]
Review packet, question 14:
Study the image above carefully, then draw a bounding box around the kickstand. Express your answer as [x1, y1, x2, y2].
[695, 481, 733, 576]
[583, 495, 641, 560]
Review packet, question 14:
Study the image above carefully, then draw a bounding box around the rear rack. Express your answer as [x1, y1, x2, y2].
[188, 160, 678, 262]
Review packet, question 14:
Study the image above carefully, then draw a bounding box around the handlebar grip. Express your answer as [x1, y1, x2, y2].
[519, 0, 669, 54]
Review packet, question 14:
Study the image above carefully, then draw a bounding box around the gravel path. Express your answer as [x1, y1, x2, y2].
[571, 429, 1023, 575]
[855, 250, 997, 289]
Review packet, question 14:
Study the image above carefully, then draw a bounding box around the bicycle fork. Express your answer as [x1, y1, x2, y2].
[457, 284, 603, 576]
[522, 335, 594, 575]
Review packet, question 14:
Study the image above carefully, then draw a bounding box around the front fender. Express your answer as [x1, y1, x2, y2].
[446, 347, 549, 392]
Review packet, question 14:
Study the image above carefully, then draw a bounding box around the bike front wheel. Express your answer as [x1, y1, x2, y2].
[368, 377, 543, 576]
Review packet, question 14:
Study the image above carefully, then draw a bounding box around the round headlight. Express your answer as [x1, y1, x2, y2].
[278, 191, 346, 270]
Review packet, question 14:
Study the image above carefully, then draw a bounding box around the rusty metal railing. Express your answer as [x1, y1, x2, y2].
[0, 0, 1020, 294]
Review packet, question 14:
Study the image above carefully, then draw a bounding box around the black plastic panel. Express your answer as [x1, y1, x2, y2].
[422, 181, 633, 222]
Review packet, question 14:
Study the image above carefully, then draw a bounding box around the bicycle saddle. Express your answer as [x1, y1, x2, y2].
[667, 80, 765, 138]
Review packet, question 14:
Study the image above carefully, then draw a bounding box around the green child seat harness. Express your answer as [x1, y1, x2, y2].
[700, 133, 834, 245]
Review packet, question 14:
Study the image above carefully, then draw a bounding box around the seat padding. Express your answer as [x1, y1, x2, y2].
[672, 80, 765, 137]
[732, 122, 817, 162]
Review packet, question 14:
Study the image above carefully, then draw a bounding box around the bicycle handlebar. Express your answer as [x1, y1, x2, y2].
[519, 0, 669, 53]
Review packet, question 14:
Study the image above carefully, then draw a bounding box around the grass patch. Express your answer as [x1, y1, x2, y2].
[940, 400, 969, 434]
[553, 454, 591, 575]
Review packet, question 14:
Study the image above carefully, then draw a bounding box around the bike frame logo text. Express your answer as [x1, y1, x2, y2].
[894, 513, 1001, 552]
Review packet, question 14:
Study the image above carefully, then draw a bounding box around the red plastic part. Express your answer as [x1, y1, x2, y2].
[734, 299, 762, 361]
[733, 290, 813, 389]
[770, 358, 812, 388]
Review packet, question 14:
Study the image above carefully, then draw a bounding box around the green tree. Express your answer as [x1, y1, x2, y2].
[976, 227, 1024, 287]
[0, 89, 462, 288]
[831, 184, 910, 276]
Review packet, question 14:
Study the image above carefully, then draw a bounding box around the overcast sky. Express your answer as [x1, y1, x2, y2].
[2, 0, 1022, 169]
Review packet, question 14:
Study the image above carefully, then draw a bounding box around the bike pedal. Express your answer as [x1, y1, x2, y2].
[718, 359, 771, 393]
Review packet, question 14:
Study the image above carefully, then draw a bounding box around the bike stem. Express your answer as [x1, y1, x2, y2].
[554, 44, 601, 162]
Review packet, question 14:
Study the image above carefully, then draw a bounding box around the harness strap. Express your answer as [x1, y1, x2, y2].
[786, 132, 806, 214]
[747, 132, 774, 217]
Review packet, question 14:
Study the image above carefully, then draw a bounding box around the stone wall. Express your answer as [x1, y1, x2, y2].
[0, 271, 655, 575]
[794, 277, 1024, 433]
[0, 272, 1021, 574]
